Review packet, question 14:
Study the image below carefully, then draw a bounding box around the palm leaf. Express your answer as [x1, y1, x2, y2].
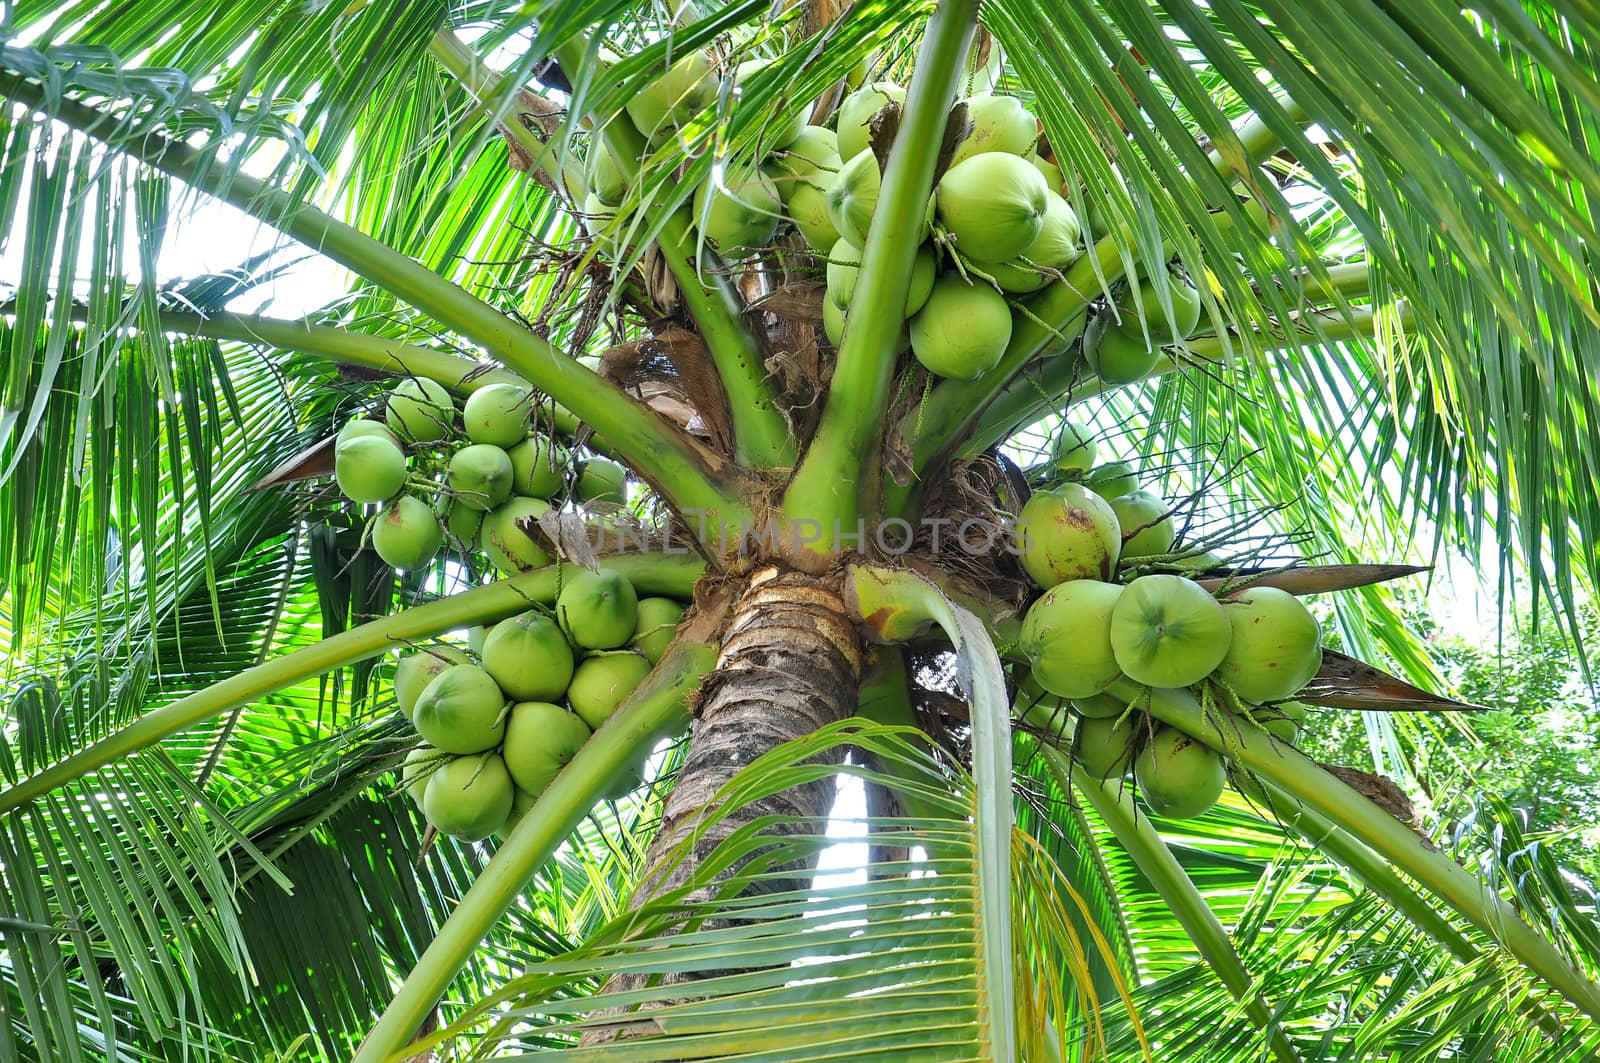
[413, 720, 1133, 1060]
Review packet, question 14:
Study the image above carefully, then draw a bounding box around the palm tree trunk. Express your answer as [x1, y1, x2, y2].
[587, 564, 863, 1033]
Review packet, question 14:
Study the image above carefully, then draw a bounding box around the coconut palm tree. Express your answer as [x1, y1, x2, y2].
[3, 0, 1600, 1058]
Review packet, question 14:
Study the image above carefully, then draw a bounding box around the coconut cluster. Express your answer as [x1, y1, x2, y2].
[820, 84, 1087, 381]
[582, 57, 1100, 383]
[395, 572, 686, 841]
[331, 380, 627, 573]
[1084, 266, 1205, 384]
[1014, 421, 1322, 820]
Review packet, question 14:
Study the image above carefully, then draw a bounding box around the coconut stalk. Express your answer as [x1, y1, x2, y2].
[532, 36, 795, 470]
[0, 73, 750, 529]
[780, 0, 981, 550]
[0, 556, 703, 814]
[1252, 779, 1567, 1038]
[1047, 747, 1301, 1062]
[426, 28, 586, 202]
[1133, 681, 1600, 1024]
[356, 630, 721, 1063]
[24, 291, 602, 445]
[960, 300, 1407, 461]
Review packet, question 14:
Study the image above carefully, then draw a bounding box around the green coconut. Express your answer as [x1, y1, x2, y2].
[961, 32, 1003, 94]
[822, 298, 846, 348]
[462, 383, 532, 448]
[625, 50, 716, 139]
[981, 192, 1083, 294]
[1051, 420, 1097, 476]
[604, 749, 650, 800]
[1085, 460, 1139, 500]
[448, 443, 514, 512]
[825, 237, 862, 307]
[1087, 316, 1161, 385]
[1109, 490, 1176, 560]
[583, 192, 619, 252]
[732, 58, 807, 148]
[337, 418, 401, 449]
[501, 701, 593, 796]
[1016, 674, 1072, 738]
[767, 125, 840, 193]
[412, 663, 508, 754]
[787, 180, 841, 249]
[467, 623, 492, 657]
[909, 275, 1012, 380]
[1135, 726, 1225, 820]
[507, 435, 568, 499]
[394, 644, 472, 720]
[588, 143, 627, 206]
[384, 377, 454, 444]
[478, 497, 553, 575]
[1076, 714, 1136, 779]
[576, 458, 628, 505]
[825, 149, 935, 247]
[936, 153, 1049, 264]
[1020, 579, 1124, 699]
[903, 247, 939, 316]
[481, 611, 575, 702]
[693, 171, 782, 253]
[567, 651, 653, 730]
[422, 751, 514, 840]
[557, 569, 640, 650]
[1260, 700, 1309, 743]
[438, 495, 486, 553]
[401, 744, 447, 806]
[372, 495, 442, 571]
[949, 93, 1038, 166]
[1031, 154, 1065, 194]
[1114, 269, 1203, 342]
[826, 149, 879, 247]
[1072, 690, 1131, 720]
[826, 238, 935, 317]
[1215, 587, 1323, 703]
[495, 785, 540, 841]
[1109, 575, 1231, 688]
[334, 435, 408, 504]
[631, 597, 685, 664]
[1014, 482, 1122, 587]
[836, 81, 905, 161]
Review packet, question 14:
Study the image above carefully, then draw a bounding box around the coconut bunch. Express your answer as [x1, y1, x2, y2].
[1012, 421, 1323, 821]
[1082, 266, 1206, 385]
[815, 84, 1089, 382]
[330, 379, 627, 573]
[582, 53, 1096, 381]
[394, 571, 686, 841]
[584, 50, 799, 257]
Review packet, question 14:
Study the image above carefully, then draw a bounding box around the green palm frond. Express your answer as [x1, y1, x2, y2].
[985, 0, 1600, 652]
[411, 720, 1132, 1060]
[3, 0, 1600, 1058]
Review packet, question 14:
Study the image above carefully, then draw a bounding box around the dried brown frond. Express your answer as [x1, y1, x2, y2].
[909, 452, 1034, 612]
[500, 88, 563, 186]
[747, 275, 833, 440]
[598, 326, 734, 457]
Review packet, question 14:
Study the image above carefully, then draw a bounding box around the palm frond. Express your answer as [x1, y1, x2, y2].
[414, 720, 1131, 1060]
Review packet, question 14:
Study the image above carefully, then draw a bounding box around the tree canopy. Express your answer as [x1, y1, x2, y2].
[2, 0, 1600, 1059]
